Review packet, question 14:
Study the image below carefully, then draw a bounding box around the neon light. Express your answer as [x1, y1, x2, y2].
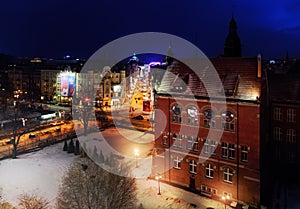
[149, 62, 161, 66]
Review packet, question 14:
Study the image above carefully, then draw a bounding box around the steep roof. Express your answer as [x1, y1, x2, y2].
[156, 56, 262, 101]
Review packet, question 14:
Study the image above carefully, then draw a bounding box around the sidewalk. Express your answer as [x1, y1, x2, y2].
[136, 178, 225, 209]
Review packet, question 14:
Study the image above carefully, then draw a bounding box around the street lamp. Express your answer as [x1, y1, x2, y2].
[155, 174, 162, 195]
[221, 195, 230, 209]
[134, 148, 139, 168]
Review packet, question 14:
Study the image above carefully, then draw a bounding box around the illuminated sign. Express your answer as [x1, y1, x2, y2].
[60, 72, 76, 97]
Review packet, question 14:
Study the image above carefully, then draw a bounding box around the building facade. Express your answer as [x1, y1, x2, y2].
[153, 55, 265, 208]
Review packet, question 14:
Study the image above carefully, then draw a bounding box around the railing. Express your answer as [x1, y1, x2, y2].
[0, 130, 76, 160]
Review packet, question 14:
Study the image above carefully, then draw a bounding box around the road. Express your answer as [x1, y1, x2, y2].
[0, 121, 75, 158]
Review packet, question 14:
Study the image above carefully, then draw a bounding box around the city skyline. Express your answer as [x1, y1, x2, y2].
[0, 0, 299, 60]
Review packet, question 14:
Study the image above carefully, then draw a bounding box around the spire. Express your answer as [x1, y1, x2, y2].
[224, 16, 242, 57]
[165, 42, 174, 66]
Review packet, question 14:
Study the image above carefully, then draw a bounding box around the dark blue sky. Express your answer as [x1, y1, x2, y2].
[0, 0, 299, 59]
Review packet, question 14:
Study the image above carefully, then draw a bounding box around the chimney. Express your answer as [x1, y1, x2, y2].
[257, 53, 262, 78]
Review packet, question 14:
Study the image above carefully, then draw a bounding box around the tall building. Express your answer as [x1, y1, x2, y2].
[152, 18, 267, 208]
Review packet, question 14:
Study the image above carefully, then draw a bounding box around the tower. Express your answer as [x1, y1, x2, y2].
[224, 16, 242, 57]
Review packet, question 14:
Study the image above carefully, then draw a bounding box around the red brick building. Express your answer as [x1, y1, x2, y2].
[152, 55, 265, 208]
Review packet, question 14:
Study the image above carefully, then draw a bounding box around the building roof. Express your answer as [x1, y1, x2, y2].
[156, 56, 262, 102]
[268, 60, 300, 103]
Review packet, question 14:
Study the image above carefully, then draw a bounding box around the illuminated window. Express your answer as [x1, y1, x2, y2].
[203, 109, 215, 128]
[189, 160, 197, 174]
[173, 156, 181, 169]
[172, 105, 182, 123]
[205, 163, 214, 179]
[221, 111, 234, 131]
[287, 109, 296, 122]
[273, 107, 282, 121]
[223, 168, 233, 183]
[187, 106, 198, 125]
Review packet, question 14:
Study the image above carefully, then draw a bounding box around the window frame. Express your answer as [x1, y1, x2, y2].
[223, 168, 233, 184]
[189, 160, 197, 174]
[205, 163, 214, 179]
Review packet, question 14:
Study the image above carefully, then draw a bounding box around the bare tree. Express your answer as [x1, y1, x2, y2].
[18, 193, 50, 209]
[56, 157, 138, 209]
[2, 102, 40, 159]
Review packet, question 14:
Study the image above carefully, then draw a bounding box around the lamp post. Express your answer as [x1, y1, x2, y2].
[155, 174, 162, 195]
[221, 195, 230, 209]
[134, 148, 139, 168]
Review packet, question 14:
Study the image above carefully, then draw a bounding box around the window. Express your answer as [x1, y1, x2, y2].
[187, 106, 198, 125]
[204, 139, 217, 155]
[273, 127, 283, 141]
[186, 136, 193, 150]
[172, 133, 183, 148]
[287, 109, 296, 122]
[201, 185, 217, 195]
[287, 129, 296, 143]
[205, 163, 214, 179]
[228, 144, 235, 159]
[221, 111, 234, 131]
[223, 168, 233, 183]
[173, 156, 181, 169]
[221, 142, 228, 158]
[187, 136, 199, 151]
[241, 146, 249, 162]
[204, 109, 215, 128]
[192, 137, 199, 151]
[189, 160, 197, 174]
[273, 107, 282, 121]
[172, 105, 182, 123]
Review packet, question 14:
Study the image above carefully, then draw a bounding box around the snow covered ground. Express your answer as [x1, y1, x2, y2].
[0, 141, 224, 209]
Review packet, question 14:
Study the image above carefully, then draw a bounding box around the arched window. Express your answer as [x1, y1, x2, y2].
[221, 111, 235, 131]
[172, 105, 182, 123]
[204, 109, 215, 128]
[187, 106, 198, 125]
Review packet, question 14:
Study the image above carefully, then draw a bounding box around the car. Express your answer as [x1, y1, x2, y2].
[132, 115, 144, 120]
[5, 138, 13, 144]
[29, 134, 36, 138]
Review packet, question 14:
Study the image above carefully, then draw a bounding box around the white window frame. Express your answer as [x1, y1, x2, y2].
[205, 163, 214, 179]
[173, 156, 181, 169]
[223, 168, 233, 183]
[189, 160, 197, 174]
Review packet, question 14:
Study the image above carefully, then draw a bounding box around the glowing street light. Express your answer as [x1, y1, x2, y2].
[155, 174, 162, 195]
[134, 148, 139, 168]
[221, 195, 230, 209]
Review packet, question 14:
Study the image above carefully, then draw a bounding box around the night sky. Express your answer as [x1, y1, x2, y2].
[0, 0, 299, 60]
